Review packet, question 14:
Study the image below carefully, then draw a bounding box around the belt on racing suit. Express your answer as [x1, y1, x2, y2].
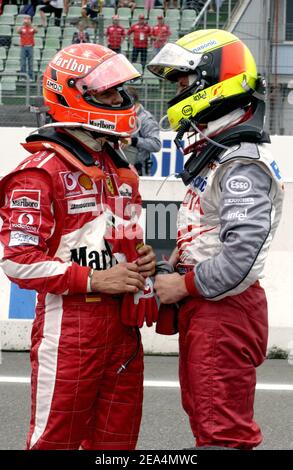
[64, 292, 122, 304]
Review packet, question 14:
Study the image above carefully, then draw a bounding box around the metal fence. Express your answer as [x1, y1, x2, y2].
[1, 6, 293, 134]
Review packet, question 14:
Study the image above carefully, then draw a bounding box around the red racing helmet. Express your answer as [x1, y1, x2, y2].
[43, 43, 141, 136]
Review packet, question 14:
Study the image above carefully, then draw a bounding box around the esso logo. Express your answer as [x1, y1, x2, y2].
[226, 175, 252, 194]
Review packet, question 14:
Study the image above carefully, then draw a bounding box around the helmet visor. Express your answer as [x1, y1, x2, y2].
[75, 54, 141, 94]
[147, 43, 202, 79]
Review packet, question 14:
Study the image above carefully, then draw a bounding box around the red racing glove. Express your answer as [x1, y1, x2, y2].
[112, 226, 158, 328]
[155, 261, 179, 335]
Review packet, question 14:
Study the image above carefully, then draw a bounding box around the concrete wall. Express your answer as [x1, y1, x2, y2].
[0, 128, 293, 352]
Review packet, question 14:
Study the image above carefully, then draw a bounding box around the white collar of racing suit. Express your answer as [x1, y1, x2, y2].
[201, 108, 246, 138]
[64, 128, 104, 152]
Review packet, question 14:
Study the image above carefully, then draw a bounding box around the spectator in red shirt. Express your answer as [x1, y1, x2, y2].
[152, 15, 171, 55]
[127, 14, 152, 70]
[17, 15, 38, 82]
[106, 15, 126, 53]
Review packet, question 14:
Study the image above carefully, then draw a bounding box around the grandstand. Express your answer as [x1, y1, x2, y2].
[0, 1, 241, 126]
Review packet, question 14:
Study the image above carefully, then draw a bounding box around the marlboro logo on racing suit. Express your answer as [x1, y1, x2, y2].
[70, 246, 113, 270]
[10, 190, 41, 210]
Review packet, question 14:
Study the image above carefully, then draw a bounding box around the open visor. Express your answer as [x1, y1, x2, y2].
[75, 54, 141, 94]
[147, 43, 202, 79]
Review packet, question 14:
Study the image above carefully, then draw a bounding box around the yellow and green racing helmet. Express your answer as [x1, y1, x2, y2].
[147, 29, 258, 130]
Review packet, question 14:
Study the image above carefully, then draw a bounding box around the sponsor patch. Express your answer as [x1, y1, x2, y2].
[67, 197, 97, 214]
[227, 208, 248, 221]
[129, 115, 136, 129]
[61, 172, 97, 197]
[105, 175, 116, 195]
[53, 54, 92, 75]
[118, 183, 132, 197]
[192, 175, 208, 193]
[182, 105, 193, 116]
[193, 90, 207, 102]
[9, 212, 41, 234]
[226, 176, 252, 195]
[224, 197, 254, 206]
[211, 83, 224, 97]
[10, 190, 41, 210]
[270, 160, 282, 180]
[46, 79, 63, 93]
[9, 231, 39, 246]
[89, 119, 116, 131]
[192, 39, 218, 53]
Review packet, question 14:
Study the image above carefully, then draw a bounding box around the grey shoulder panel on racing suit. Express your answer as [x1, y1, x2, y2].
[195, 161, 272, 299]
[219, 142, 261, 164]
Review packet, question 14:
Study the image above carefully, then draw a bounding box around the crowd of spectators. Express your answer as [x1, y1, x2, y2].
[0, 0, 220, 17]
[103, 13, 171, 68]
[0, 1, 225, 82]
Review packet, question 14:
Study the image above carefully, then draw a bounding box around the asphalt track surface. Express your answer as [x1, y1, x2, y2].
[0, 353, 293, 450]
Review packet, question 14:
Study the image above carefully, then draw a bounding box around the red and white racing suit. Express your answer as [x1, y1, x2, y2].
[177, 137, 284, 449]
[0, 129, 144, 450]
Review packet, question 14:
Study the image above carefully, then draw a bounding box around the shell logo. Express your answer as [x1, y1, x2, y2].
[78, 174, 93, 190]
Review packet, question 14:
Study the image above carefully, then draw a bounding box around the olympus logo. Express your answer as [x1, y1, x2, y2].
[226, 175, 252, 195]
[90, 120, 116, 130]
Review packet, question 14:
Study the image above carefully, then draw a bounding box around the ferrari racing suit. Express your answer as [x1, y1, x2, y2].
[0, 128, 144, 450]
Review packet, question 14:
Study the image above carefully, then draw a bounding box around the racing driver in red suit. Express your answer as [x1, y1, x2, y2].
[0, 43, 157, 450]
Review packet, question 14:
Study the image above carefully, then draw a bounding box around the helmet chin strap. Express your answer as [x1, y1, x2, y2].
[189, 108, 247, 151]
[189, 120, 230, 150]
[174, 108, 247, 154]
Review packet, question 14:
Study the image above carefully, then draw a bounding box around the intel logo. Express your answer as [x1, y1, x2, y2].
[226, 175, 252, 194]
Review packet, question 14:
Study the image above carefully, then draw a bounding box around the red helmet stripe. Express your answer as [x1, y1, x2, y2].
[219, 41, 245, 82]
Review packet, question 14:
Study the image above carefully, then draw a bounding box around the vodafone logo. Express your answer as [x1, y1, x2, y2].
[64, 173, 77, 191]
[18, 213, 34, 225]
[129, 116, 136, 129]
[10, 212, 41, 233]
